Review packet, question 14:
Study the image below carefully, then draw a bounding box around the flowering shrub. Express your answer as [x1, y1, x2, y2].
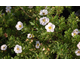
[0, 6, 80, 59]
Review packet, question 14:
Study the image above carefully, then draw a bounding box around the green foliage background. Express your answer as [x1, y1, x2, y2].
[0, 6, 80, 59]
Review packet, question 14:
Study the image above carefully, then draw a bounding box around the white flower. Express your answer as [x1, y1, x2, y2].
[15, 21, 23, 30]
[27, 33, 32, 39]
[6, 6, 11, 10]
[1, 44, 7, 51]
[71, 32, 78, 37]
[71, 29, 79, 37]
[14, 45, 22, 54]
[28, 6, 33, 8]
[75, 49, 80, 56]
[73, 29, 79, 33]
[42, 48, 45, 51]
[6, 9, 11, 13]
[39, 9, 48, 15]
[35, 41, 40, 49]
[39, 17, 49, 26]
[45, 22, 55, 32]
[77, 42, 80, 49]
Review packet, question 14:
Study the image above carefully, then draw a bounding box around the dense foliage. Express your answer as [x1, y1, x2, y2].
[0, 6, 80, 59]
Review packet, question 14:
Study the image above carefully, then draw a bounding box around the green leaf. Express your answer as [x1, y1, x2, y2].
[30, 22, 35, 25]
[0, 27, 2, 36]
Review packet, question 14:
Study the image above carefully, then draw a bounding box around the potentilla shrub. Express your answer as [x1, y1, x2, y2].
[0, 6, 80, 59]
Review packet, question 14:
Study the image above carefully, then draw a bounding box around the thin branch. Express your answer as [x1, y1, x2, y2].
[20, 7, 32, 18]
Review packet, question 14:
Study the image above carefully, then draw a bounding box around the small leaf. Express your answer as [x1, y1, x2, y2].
[0, 27, 2, 36]
[30, 22, 35, 25]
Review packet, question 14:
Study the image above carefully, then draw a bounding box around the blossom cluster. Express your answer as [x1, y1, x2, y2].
[71, 29, 80, 37]
[27, 33, 40, 48]
[0, 44, 22, 54]
[1, 7, 53, 55]
[1, 20, 41, 54]
[39, 9, 55, 32]
[6, 6, 11, 13]
[71, 29, 80, 56]
[1, 6, 79, 58]
[75, 42, 80, 56]
[0, 31, 41, 54]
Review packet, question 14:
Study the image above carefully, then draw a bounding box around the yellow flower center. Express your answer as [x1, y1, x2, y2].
[29, 35, 32, 37]
[48, 26, 52, 29]
[3, 47, 5, 49]
[8, 10, 9, 12]
[8, 7, 9, 9]
[17, 48, 19, 50]
[73, 33, 76, 36]
[19, 25, 22, 28]
[42, 19, 45, 22]
[37, 43, 39, 46]
[43, 12, 45, 15]
[77, 51, 80, 53]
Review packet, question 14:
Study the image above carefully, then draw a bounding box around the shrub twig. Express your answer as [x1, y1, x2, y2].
[20, 7, 32, 18]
